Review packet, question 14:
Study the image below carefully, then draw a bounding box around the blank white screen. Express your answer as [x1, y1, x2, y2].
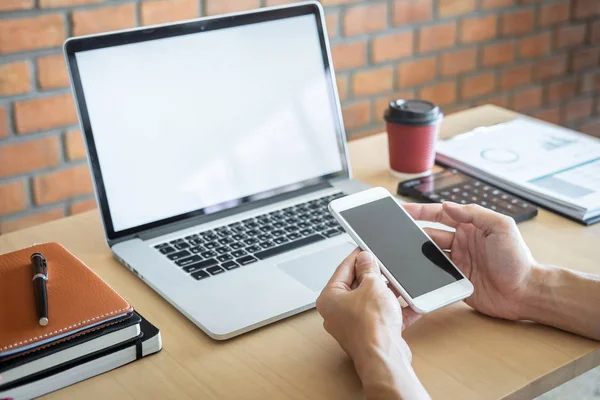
[75, 15, 343, 232]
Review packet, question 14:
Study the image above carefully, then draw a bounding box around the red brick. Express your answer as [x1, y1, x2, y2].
[500, 63, 533, 90]
[0, 136, 59, 178]
[534, 55, 568, 81]
[531, 106, 561, 125]
[65, 129, 86, 161]
[344, 3, 387, 36]
[482, 41, 515, 67]
[419, 81, 457, 106]
[0, 62, 30, 96]
[0, 15, 65, 54]
[141, 0, 198, 25]
[546, 78, 578, 104]
[440, 48, 477, 77]
[444, 104, 472, 115]
[572, 0, 600, 19]
[351, 125, 386, 139]
[564, 98, 594, 123]
[461, 72, 496, 99]
[353, 67, 394, 96]
[592, 21, 600, 44]
[37, 54, 69, 90]
[326, 13, 339, 39]
[72, 4, 136, 36]
[581, 72, 600, 93]
[342, 101, 371, 130]
[205, 0, 259, 15]
[14, 94, 78, 134]
[481, 0, 514, 8]
[555, 24, 586, 49]
[393, 0, 432, 26]
[0, 0, 33, 11]
[0, 181, 27, 216]
[33, 165, 93, 205]
[265, 0, 304, 4]
[419, 22, 457, 52]
[69, 198, 97, 215]
[336, 75, 348, 101]
[40, 0, 101, 7]
[571, 46, 600, 72]
[0, 208, 65, 234]
[511, 86, 542, 111]
[519, 33, 552, 58]
[374, 91, 415, 120]
[579, 119, 600, 136]
[539, 1, 570, 26]
[461, 15, 497, 44]
[397, 57, 436, 87]
[320, 0, 361, 4]
[476, 93, 509, 108]
[331, 41, 366, 71]
[500, 9, 535, 36]
[0, 107, 7, 139]
[372, 32, 413, 63]
[438, 0, 476, 17]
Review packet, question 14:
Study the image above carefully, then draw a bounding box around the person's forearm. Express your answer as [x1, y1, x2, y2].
[354, 341, 430, 400]
[519, 264, 600, 341]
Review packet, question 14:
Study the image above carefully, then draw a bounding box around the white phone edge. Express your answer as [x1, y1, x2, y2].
[328, 187, 474, 314]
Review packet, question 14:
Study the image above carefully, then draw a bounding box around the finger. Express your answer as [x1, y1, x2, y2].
[325, 248, 361, 290]
[402, 203, 460, 228]
[354, 251, 381, 285]
[402, 307, 422, 331]
[442, 202, 513, 234]
[387, 282, 400, 297]
[423, 227, 455, 250]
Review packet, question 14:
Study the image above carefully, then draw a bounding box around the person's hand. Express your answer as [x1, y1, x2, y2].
[316, 249, 430, 400]
[316, 249, 420, 366]
[403, 202, 537, 321]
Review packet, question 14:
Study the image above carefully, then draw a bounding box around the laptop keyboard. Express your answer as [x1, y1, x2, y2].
[153, 192, 346, 281]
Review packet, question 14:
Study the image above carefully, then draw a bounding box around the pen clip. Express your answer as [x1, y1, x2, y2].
[31, 253, 48, 280]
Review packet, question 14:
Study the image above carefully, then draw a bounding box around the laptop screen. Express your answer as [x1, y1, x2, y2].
[72, 10, 346, 235]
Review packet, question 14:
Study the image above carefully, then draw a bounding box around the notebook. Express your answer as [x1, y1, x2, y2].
[0, 242, 134, 358]
[0, 313, 161, 400]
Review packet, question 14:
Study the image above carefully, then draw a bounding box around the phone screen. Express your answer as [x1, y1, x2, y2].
[340, 197, 463, 298]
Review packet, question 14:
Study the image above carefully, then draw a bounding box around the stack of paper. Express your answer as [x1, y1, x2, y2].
[435, 118, 600, 225]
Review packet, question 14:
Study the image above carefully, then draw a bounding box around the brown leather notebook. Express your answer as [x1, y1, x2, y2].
[0, 243, 133, 358]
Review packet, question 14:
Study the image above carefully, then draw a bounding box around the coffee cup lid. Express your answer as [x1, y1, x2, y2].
[384, 99, 443, 126]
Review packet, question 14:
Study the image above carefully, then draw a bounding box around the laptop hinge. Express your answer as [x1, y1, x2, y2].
[131, 181, 333, 242]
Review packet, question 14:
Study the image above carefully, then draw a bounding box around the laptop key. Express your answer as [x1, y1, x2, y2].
[185, 234, 199, 240]
[189, 238, 204, 246]
[201, 250, 217, 258]
[254, 234, 326, 260]
[284, 226, 299, 232]
[271, 229, 285, 237]
[176, 255, 202, 267]
[184, 258, 218, 272]
[237, 255, 258, 265]
[222, 261, 239, 270]
[205, 241, 218, 249]
[218, 237, 234, 245]
[297, 222, 310, 229]
[257, 233, 272, 241]
[174, 242, 190, 250]
[232, 249, 247, 258]
[189, 246, 205, 254]
[170, 238, 184, 244]
[287, 233, 301, 241]
[272, 221, 286, 228]
[155, 243, 169, 249]
[244, 237, 258, 245]
[215, 246, 230, 255]
[168, 250, 191, 260]
[323, 228, 342, 238]
[217, 254, 233, 262]
[207, 266, 226, 275]
[191, 270, 210, 281]
[232, 234, 246, 241]
[246, 222, 259, 229]
[159, 246, 176, 255]
[300, 228, 314, 236]
[273, 236, 288, 245]
[246, 245, 262, 253]
[259, 241, 275, 249]
[315, 224, 328, 231]
[230, 242, 244, 250]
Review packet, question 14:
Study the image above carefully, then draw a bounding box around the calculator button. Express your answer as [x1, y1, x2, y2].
[463, 184, 472, 190]
[480, 200, 488, 206]
[429, 194, 439, 200]
[483, 186, 491, 191]
[511, 198, 519, 204]
[471, 196, 478, 202]
[452, 188, 460, 193]
[460, 199, 467, 204]
[501, 194, 509, 200]
[474, 181, 481, 186]
[462, 192, 469, 197]
[441, 191, 450, 196]
[492, 190, 500, 195]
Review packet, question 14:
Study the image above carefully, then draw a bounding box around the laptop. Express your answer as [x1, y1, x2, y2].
[64, 1, 369, 340]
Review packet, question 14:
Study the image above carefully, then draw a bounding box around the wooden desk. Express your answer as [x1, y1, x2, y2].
[1, 105, 599, 399]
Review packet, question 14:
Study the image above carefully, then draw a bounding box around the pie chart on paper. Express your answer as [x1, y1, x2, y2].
[480, 148, 520, 164]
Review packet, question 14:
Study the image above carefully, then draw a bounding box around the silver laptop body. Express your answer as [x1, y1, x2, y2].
[64, 1, 369, 340]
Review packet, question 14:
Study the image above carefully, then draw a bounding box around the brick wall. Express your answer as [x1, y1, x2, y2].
[0, 0, 599, 234]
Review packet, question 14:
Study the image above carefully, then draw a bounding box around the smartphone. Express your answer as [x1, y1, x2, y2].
[329, 187, 474, 314]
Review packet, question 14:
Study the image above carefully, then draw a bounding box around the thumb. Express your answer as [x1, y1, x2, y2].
[442, 202, 513, 234]
[354, 251, 381, 285]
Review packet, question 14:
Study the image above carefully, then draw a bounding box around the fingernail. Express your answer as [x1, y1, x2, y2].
[357, 252, 373, 265]
[443, 201, 458, 209]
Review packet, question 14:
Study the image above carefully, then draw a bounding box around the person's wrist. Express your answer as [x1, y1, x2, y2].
[516, 263, 557, 322]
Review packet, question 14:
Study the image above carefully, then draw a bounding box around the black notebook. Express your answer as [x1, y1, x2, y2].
[0, 312, 161, 400]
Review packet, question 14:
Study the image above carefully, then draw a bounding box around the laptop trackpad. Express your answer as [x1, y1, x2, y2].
[277, 242, 357, 292]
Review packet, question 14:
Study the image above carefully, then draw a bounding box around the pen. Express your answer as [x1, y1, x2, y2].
[30, 253, 49, 326]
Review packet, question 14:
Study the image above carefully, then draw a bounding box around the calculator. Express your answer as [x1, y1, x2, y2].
[397, 166, 538, 223]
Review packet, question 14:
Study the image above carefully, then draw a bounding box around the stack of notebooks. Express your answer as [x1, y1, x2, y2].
[436, 118, 600, 225]
[0, 243, 162, 400]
